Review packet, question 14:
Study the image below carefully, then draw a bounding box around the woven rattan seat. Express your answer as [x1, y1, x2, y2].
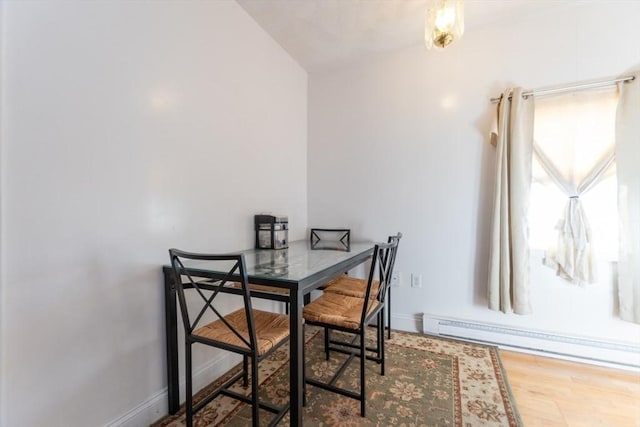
[323, 276, 379, 299]
[303, 293, 380, 330]
[194, 308, 290, 356]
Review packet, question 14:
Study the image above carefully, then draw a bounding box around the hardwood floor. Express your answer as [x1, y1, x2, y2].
[500, 350, 640, 427]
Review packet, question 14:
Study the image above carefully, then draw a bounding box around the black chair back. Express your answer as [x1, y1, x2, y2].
[361, 238, 399, 326]
[381, 232, 402, 300]
[310, 228, 351, 250]
[168, 249, 257, 352]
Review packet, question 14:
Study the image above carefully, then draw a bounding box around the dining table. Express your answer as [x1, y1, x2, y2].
[162, 239, 376, 426]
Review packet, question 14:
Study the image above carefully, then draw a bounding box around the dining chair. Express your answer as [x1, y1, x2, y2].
[302, 239, 398, 417]
[168, 249, 290, 427]
[323, 232, 402, 339]
[280, 227, 353, 316]
[307, 227, 352, 336]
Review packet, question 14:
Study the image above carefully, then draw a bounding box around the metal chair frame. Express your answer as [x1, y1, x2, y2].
[169, 249, 289, 427]
[310, 228, 351, 251]
[384, 232, 402, 338]
[303, 239, 398, 417]
[324, 232, 402, 342]
[325, 234, 401, 358]
[283, 228, 352, 315]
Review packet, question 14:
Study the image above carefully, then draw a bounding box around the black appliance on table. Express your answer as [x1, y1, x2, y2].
[254, 214, 288, 249]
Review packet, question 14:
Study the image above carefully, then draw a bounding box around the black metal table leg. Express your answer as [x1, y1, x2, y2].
[163, 267, 180, 415]
[289, 289, 304, 426]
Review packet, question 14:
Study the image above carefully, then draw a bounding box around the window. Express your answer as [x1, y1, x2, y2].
[529, 88, 619, 285]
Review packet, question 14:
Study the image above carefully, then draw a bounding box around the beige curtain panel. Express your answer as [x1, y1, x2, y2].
[488, 87, 534, 314]
[616, 70, 640, 324]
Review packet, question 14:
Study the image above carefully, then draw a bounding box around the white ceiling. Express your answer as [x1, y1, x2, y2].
[236, 0, 565, 72]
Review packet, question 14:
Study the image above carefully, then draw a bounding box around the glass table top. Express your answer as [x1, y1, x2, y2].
[178, 240, 375, 282]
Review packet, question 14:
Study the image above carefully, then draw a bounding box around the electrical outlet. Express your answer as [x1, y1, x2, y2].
[390, 271, 401, 287]
[411, 273, 422, 288]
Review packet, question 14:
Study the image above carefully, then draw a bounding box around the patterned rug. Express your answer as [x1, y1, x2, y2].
[154, 327, 522, 426]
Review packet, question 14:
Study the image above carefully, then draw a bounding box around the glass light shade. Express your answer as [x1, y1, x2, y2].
[424, 0, 464, 50]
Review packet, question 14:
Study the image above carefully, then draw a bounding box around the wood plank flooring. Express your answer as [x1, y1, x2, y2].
[500, 350, 640, 427]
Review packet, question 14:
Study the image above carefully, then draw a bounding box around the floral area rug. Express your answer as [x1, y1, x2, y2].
[153, 327, 522, 427]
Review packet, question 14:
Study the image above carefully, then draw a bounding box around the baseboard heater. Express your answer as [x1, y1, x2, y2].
[422, 313, 640, 369]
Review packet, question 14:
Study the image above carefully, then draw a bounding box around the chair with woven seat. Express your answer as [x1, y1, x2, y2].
[168, 249, 290, 427]
[323, 232, 402, 339]
[302, 238, 398, 417]
[279, 227, 352, 316]
[308, 228, 353, 343]
[308, 228, 351, 293]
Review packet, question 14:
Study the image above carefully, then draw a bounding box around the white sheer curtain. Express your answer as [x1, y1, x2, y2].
[534, 145, 615, 285]
[488, 88, 534, 314]
[532, 89, 619, 286]
[616, 70, 640, 324]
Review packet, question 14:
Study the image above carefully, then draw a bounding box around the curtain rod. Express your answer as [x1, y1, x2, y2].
[490, 75, 636, 104]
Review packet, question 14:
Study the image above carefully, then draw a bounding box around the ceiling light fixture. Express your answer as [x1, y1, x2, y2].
[424, 0, 464, 50]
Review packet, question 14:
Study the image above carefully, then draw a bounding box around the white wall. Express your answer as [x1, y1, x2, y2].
[0, 1, 307, 426]
[308, 2, 640, 345]
[0, 1, 4, 422]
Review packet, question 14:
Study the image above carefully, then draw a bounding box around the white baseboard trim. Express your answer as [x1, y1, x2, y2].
[104, 352, 238, 427]
[422, 313, 640, 370]
[389, 313, 423, 333]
